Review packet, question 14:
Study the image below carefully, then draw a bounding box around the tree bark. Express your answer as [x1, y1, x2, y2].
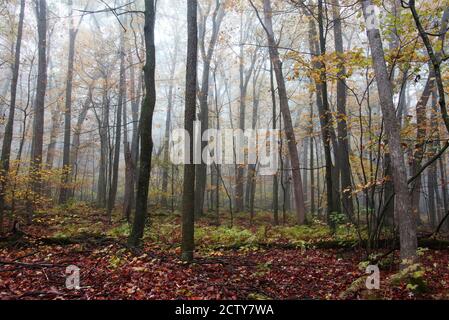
[161, 39, 179, 207]
[59, 0, 80, 204]
[0, 0, 25, 232]
[29, 0, 48, 219]
[128, 0, 157, 247]
[181, 0, 198, 262]
[107, 28, 126, 220]
[253, 0, 306, 224]
[362, 0, 417, 262]
[195, 1, 225, 217]
[331, 0, 353, 218]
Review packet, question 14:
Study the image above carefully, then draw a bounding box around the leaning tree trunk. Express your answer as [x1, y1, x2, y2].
[70, 92, 91, 197]
[256, 0, 306, 224]
[128, 0, 157, 247]
[362, 0, 417, 263]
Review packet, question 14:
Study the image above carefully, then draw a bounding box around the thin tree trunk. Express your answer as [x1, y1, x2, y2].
[195, 1, 225, 217]
[97, 87, 109, 208]
[59, 0, 81, 204]
[252, 0, 307, 224]
[70, 91, 91, 197]
[162, 39, 179, 207]
[129, 0, 157, 247]
[107, 29, 126, 220]
[0, 0, 25, 233]
[270, 62, 279, 225]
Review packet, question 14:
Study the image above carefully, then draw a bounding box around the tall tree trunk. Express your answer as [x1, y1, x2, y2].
[128, 0, 157, 247]
[29, 0, 48, 220]
[45, 102, 62, 170]
[181, 0, 198, 262]
[410, 72, 433, 223]
[316, 0, 339, 229]
[362, 0, 417, 262]
[162, 39, 179, 207]
[107, 29, 126, 220]
[252, 0, 307, 224]
[59, 0, 78, 204]
[235, 19, 257, 213]
[306, 5, 338, 228]
[246, 69, 261, 212]
[195, 1, 225, 217]
[123, 49, 141, 217]
[97, 87, 109, 208]
[70, 92, 91, 197]
[270, 62, 279, 225]
[331, 0, 353, 218]
[0, 0, 25, 232]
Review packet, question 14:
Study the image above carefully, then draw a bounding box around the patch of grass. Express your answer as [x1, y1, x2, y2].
[390, 263, 428, 294]
[107, 223, 131, 238]
[195, 226, 254, 248]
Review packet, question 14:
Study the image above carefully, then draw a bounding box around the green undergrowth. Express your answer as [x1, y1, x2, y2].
[44, 206, 362, 251]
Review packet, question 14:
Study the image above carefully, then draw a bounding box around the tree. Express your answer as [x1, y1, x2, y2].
[161, 35, 180, 208]
[0, 0, 25, 233]
[250, 0, 307, 225]
[195, 0, 225, 217]
[361, 0, 417, 263]
[331, 0, 353, 218]
[235, 13, 258, 213]
[29, 0, 48, 218]
[128, 0, 157, 247]
[107, 24, 126, 220]
[59, 0, 87, 204]
[181, 0, 198, 262]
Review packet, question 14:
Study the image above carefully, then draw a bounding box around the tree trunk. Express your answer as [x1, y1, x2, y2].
[270, 62, 279, 225]
[128, 0, 157, 247]
[195, 1, 225, 217]
[97, 87, 109, 208]
[107, 29, 126, 220]
[162, 39, 179, 207]
[0, 0, 25, 233]
[331, 0, 353, 218]
[362, 0, 417, 263]
[29, 0, 48, 220]
[258, 0, 306, 224]
[181, 0, 198, 262]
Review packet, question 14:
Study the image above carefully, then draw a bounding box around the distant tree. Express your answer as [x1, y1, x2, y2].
[250, 0, 307, 225]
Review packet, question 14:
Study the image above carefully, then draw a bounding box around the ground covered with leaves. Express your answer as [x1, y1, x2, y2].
[1, 204, 449, 300]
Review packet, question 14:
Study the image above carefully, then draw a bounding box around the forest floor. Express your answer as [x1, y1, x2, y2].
[1, 203, 449, 300]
